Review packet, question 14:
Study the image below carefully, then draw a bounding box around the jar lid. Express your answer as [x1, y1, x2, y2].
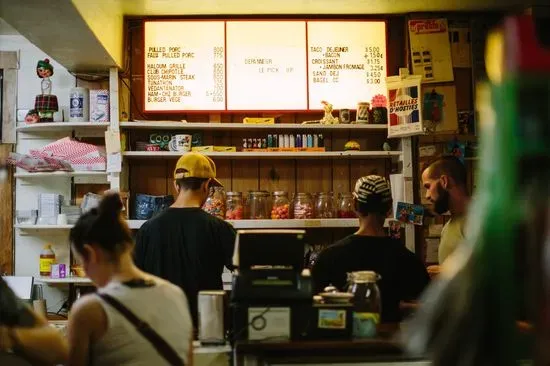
[250, 191, 269, 196]
[226, 191, 242, 196]
[350, 271, 379, 283]
[272, 191, 288, 196]
[296, 192, 311, 196]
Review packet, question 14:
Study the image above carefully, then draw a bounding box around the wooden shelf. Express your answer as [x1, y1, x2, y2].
[14, 171, 107, 178]
[16, 122, 109, 132]
[36, 277, 92, 285]
[123, 151, 400, 159]
[127, 218, 358, 230]
[121, 121, 387, 131]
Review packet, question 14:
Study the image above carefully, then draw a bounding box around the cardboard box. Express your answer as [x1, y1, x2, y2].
[192, 146, 237, 153]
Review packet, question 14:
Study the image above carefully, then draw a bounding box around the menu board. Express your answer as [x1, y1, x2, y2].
[307, 21, 387, 110]
[226, 21, 308, 110]
[144, 21, 226, 111]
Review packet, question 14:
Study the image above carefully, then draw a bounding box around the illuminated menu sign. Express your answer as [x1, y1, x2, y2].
[307, 21, 387, 110]
[143, 20, 387, 112]
[226, 21, 308, 110]
[144, 21, 226, 111]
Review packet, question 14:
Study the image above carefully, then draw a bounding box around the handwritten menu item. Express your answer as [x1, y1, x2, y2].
[144, 21, 226, 111]
[408, 19, 454, 83]
[307, 21, 387, 110]
[226, 21, 307, 110]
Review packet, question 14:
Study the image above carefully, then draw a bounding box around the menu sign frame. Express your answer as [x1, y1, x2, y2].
[142, 19, 388, 113]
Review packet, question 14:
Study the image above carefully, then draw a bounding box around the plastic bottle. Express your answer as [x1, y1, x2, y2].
[39, 244, 56, 277]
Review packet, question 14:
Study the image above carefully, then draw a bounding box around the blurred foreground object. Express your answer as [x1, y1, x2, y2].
[404, 14, 550, 365]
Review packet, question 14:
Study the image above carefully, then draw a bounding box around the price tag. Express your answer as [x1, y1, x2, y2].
[304, 219, 321, 227]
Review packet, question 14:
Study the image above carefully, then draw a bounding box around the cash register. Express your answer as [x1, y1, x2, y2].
[230, 230, 313, 341]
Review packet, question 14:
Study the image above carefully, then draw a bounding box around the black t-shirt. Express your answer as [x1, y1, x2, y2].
[311, 235, 430, 322]
[134, 207, 236, 327]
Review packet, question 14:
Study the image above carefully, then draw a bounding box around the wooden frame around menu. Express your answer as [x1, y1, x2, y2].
[142, 18, 389, 114]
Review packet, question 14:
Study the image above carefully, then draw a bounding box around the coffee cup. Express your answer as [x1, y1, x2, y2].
[169, 134, 192, 152]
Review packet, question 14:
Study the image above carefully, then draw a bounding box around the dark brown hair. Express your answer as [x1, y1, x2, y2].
[69, 193, 133, 260]
[423, 155, 467, 188]
[175, 177, 209, 191]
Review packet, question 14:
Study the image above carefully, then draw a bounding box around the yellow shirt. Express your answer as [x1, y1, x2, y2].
[438, 215, 465, 264]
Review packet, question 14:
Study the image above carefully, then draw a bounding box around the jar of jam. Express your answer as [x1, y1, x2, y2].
[271, 191, 290, 219]
[248, 191, 270, 219]
[203, 186, 226, 219]
[337, 192, 357, 218]
[315, 192, 336, 218]
[225, 192, 243, 220]
[293, 193, 313, 219]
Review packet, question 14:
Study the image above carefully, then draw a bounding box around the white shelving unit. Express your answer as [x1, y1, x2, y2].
[128, 219, 358, 230]
[122, 151, 401, 159]
[15, 224, 73, 230]
[14, 171, 107, 178]
[16, 122, 109, 132]
[35, 277, 92, 285]
[121, 121, 388, 131]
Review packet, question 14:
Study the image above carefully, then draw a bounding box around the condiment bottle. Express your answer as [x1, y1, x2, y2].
[39, 244, 56, 277]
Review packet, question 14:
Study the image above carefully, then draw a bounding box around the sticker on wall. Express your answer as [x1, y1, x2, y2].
[396, 202, 425, 225]
[408, 19, 454, 83]
[421, 85, 458, 133]
[387, 73, 424, 138]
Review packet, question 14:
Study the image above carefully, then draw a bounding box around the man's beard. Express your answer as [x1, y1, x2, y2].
[433, 183, 450, 215]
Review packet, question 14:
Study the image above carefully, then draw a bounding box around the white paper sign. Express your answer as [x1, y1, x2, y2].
[307, 21, 387, 109]
[248, 307, 291, 340]
[226, 21, 307, 110]
[144, 21, 226, 111]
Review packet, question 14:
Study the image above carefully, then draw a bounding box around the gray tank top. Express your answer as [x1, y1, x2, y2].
[90, 277, 192, 366]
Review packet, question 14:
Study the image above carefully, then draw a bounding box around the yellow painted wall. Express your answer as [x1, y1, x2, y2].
[71, 0, 124, 68]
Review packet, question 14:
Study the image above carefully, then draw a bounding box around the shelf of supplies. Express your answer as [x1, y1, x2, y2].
[122, 151, 400, 159]
[127, 218, 358, 230]
[14, 171, 107, 178]
[16, 122, 110, 132]
[121, 121, 388, 131]
[36, 277, 92, 285]
[14, 224, 73, 230]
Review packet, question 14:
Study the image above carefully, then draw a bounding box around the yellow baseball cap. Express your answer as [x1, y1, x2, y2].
[173, 152, 222, 187]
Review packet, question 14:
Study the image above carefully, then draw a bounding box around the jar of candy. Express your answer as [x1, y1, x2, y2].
[203, 186, 226, 219]
[248, 191, 270, 219]
[337, 192, 357, 218]
[271, 191, 290, 219]
[293, 193, 313, 219]
[315, 192, 336, 218]
[225, 192, 243, 220]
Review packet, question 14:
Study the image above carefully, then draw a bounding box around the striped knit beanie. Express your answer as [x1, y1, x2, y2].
[353, 175, 392, 206]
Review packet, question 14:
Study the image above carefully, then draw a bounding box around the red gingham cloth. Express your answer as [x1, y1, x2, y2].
[34, 94, 59, 112]
[30, 137, 106, 171]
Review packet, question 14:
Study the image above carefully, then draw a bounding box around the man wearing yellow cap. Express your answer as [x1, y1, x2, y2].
[134, 153, 236, 330]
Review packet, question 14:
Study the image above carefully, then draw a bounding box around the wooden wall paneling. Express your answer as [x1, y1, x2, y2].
[213, 159, 232, 191]
[332, 160, 350, 194]
[296, 159, 331, 194]
[454, 68, 473, 111]
[354, 130, 386, 151]
[350, 159, 388, 183]
[0, 144, 13, 274]
[231, 159, 259, 193]
[259, 159, 295, 194]
[130, 159, 170, 196]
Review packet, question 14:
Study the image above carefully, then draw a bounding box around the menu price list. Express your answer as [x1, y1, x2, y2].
[144, 21, 226, 111]
[307, 21, 387, 110]
[225, 21, 308, 110]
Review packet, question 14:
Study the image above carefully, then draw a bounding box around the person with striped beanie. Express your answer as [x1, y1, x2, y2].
[312, 175, 429, 323]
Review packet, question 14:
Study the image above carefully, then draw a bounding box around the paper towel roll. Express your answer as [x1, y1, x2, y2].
[69, 87, 89, 122]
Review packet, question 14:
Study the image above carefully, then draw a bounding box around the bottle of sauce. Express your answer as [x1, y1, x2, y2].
[39, 244, 56, 277]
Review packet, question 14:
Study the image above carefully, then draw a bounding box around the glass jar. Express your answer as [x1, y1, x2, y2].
[203, 186, 226, 219]
[271, 191, 290, 219]
[315, 192, 336, 218]
[248, 191, 270, 219]
[225, 192, 243, 220]
[337, 192, 357, 218]
[293, 193, 313, 219]
[347, 271, 381, 339]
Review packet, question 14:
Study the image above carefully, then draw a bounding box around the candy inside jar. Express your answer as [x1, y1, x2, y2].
[293, 192, 313, 219]
[271, 191, 290, 220]
[203, 186, 226, 219]
[225, 192, 243, 220]
[337, 192, 357, 218]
